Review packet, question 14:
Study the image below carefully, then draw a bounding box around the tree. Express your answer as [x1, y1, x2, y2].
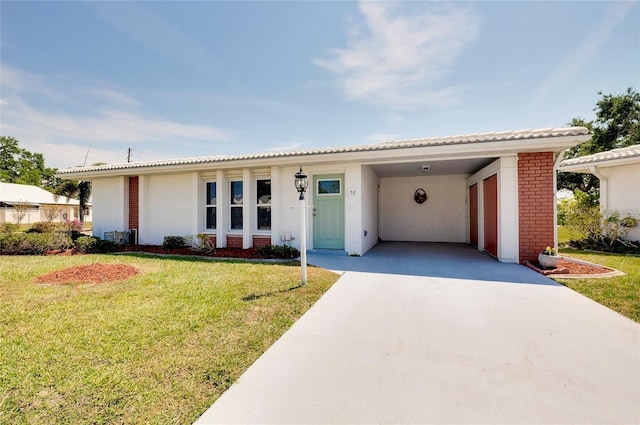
[55, 180, 91, 222]
[42, 205, 62, 222]
[558, 87, 640, 195]
[11, 200, 32, 225]
[0, 136, 57, 190]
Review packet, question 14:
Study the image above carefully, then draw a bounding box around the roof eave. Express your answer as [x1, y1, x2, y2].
[559, 155, 640, 173]
[56, 132, 591, 180]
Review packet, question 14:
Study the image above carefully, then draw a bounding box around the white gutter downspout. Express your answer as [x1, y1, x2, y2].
[553, 150, 568, 250]
[590, 166, 608, 211]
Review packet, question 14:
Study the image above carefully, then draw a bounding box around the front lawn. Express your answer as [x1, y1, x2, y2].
[557, 225, 583, 245]
[557, 249, 640, 323]
[0, 254, 338, 424]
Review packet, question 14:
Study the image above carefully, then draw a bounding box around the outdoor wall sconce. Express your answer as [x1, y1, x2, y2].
[414, 188, 427, 204]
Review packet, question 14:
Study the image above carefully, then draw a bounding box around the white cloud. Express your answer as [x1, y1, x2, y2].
[532, 1, 636, 107]
[4, 96, 233, 144]
[313, 1, 480, 109]
[1, 67, 234, 168]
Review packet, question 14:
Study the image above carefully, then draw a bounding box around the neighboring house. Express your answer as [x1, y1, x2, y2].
[559, 144, 640, 241]
[57, 127, 590, 264]
[0, 182, 92, 225]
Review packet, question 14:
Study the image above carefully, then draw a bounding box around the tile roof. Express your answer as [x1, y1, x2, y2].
[58, 126, 590, 175]
[559, 144, 640, 168]
[0, 182, 80, 205]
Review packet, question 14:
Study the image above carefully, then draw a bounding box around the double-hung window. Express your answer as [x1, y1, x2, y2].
[230, 181, 243, 230]
[205, 182, 216, 230]
[256, 179, 271, 230]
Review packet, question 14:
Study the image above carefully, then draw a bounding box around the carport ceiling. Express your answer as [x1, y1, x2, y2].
[370, 158, 496, 177]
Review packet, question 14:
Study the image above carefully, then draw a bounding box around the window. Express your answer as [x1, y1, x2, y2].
[257, 179, 271, 230]
[205, 182, 216, 230]
[230, 180, 243, 230]
[317, 179, 341, 195]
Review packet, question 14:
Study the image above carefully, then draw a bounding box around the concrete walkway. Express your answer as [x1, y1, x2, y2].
[195, 243, 640, 424]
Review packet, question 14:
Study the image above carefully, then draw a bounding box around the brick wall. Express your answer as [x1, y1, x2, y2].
[128, 176, 139, 231]
[253, 236, 271, 248]
[518, 152, 555, 263]
[226, 235, 243, 249]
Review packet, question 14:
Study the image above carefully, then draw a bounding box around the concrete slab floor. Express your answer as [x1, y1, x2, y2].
[195, 244, 640, 424]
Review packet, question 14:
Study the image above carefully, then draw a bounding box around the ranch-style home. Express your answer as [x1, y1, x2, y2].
[57, 126, 590, 264]
[0, 182, 92, 225]
[559, 144, 640, 242]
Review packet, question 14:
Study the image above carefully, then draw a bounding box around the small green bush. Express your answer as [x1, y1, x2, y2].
[75, 236, 119, 254]
[256, 244, 300, 259]
[564, 190, 640, 254]
[163, 236, 187, 250]
[0, 223, 18, 234]
[75, 236, 95, 253]
[27, 222, 57, 233]
[0, 233, 73, 255]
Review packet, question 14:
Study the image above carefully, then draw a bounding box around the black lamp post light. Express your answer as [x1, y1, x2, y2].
[294, 167, 309, 285]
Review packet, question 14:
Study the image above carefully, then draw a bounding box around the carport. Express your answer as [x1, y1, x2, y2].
[365, 154, 514, 261]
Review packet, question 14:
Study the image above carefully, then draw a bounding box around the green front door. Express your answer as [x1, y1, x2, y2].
[312, 174, 345, 249]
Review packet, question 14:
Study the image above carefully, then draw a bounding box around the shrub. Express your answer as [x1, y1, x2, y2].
[557, 197, 574, 226]
[75, 236, 119, 254]
[185, 234, 216, 253]
[256, 244, 300, 259]
[565, 190, 640, 253]
[163, 236, 188, 250]
[27, 222, 57, 233]
[64, 219, 85, 233]
[0, 223, 18, 234]
[0, 232, 73, 255]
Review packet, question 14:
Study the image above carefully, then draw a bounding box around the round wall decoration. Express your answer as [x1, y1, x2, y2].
[414, 188, 427, 204]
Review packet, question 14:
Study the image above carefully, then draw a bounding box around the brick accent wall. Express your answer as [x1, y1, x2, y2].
[128, 176, 139, 231]
[226, 235, 243, 249]
[253, 236, 271, 248]
[518, 152, 555, 263]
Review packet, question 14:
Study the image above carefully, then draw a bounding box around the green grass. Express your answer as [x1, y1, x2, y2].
[557, 225, 583, 245]
[0, 254, 339, 424]
[557, 248, 640, 323]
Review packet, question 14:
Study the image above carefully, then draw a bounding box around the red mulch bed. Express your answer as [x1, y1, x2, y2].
[525, 258, 613, 276]
[33, 246, 279, 285]
[34, 264, 140, 285]
[119, 245, 261, 259]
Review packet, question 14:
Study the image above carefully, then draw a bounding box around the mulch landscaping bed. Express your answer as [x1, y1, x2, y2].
[525, 258, 614, 276]
[119, 245, 260, 259]
[34, 264, 140, 285]
[33, 245, 283, 286]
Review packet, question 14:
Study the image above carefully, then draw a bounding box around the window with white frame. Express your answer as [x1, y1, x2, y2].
[205, 181, 216, 230]
[256, 179, 271, 230]
[230, 180, 243, 230]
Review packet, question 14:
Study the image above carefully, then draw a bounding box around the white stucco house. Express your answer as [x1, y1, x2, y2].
[559, 144, 640, 241]
[0, 182, 92, 225]
[57, 127, 590, 264]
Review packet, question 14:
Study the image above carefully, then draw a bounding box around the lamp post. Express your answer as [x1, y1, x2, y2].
[294, 167, 309, 285]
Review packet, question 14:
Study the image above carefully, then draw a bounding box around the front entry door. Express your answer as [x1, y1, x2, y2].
[313, 174, 345, 249]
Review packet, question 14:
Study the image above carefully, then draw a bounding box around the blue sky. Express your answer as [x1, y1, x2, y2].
[1, 1, 638, 169]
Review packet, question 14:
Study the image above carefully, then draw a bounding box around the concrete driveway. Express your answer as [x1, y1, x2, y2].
[195, 243, 640, 424]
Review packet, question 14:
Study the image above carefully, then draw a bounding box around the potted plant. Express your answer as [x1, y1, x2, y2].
[538, 246, 559, 269]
